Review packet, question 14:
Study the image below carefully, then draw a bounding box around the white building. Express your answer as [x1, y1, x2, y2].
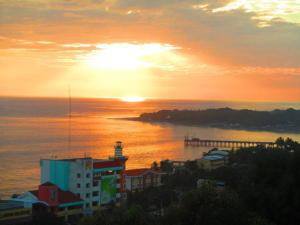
[40, 142, 128, 211]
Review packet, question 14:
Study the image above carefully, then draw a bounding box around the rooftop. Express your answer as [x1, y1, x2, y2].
[203, 155, 225, 161]
[124, 168, 164, 177]
[208, 150, 229, 156]
[40, 157, 93, 162]
[0, 200, 24, 211]
[31, 182, 83, 205]
[41, 157, 126, 163]
[40, 181, 55, 186]
[124, 168, 149, 176]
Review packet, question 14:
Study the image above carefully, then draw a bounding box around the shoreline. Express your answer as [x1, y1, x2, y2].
[118, 117, 300, 134]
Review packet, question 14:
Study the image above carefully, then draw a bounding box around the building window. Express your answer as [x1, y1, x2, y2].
[77, 193, 80, 198]
[92, 201, 98, 206]
[77, 183, 81, 188]
[77, 173, 81, 178]
[92, 191, 99, 197]
[93, 181, 98, 187]
[86, 183, 90, 188]
[101, 170, 114, 176]
[86, 203, 90, 208]
[50, 190, 57, 200]
[86, 173, 90, 178]
[86, 193, 90, 198]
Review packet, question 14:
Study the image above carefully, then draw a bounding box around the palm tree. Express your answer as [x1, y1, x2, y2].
[275, 137, 285, 148]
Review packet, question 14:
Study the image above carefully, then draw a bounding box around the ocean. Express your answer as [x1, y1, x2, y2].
[0, 97, 300, 198]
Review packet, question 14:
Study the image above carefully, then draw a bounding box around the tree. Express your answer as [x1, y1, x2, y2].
[151, 161, 159, 171]
[275, 137, 285, 148]
[162, 185, 248, 225]
[160, 160, 173, 173]
[79, 205, 148, 225]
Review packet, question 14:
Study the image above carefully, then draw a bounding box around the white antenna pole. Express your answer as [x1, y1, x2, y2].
[68, 85, 72, 153]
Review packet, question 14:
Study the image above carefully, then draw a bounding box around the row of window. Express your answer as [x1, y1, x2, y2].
[76, 181, 99, 189]
[76, 179, 121, 189]
[85, 201, 99, 208]
[77, 183, 89, 188]
[77, 173, 91, 178]
[77, 170, 122, 179]
[77, 191, 99, 199]
[78, 189, 121, 199]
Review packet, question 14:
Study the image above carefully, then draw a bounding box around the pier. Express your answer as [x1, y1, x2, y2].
[184, 136, 277, 148]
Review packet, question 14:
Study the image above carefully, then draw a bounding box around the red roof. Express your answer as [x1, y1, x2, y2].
[124, 168, 159, 177]
[36, 182, 82, 205]
[93, 160, 123, 169]
[58, 190, 82, 204]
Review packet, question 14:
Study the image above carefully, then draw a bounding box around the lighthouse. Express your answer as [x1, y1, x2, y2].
[114, 141, 124, 158]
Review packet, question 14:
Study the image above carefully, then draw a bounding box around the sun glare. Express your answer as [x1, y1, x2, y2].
[120, 96, 145, 102]
[83, 43, 178, 70]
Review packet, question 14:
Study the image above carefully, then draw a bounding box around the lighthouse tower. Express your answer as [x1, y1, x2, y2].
[114, 141, 123, 158]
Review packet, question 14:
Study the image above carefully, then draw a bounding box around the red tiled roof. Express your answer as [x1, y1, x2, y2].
[124, 168, 153, 176]
[93, 160, 123, 169]
[36, 183, 82, 205]
[58, 190, 82, 204]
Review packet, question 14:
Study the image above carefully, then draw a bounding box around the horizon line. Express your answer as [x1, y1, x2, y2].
[0, 95, 299, 103]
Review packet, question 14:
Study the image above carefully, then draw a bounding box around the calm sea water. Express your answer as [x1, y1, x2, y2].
[1, 97, 300, 198]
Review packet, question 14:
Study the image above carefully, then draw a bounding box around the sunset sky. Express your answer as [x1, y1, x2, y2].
[0, 0, 300, 101]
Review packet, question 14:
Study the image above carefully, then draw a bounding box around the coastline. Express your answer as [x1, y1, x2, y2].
[120, 117, 300, 134]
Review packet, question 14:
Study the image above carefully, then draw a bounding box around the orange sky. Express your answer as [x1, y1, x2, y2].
[0, 0, 300, 101]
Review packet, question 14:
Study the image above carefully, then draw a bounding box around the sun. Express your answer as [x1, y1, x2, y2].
[85, 44, 149, 70]
[120, 96, 145, 102]
[83, 42, 178, 70]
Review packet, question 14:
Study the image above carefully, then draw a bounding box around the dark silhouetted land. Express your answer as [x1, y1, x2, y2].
[131, 108, 300, 133]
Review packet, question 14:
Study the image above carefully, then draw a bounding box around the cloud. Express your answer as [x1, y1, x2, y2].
[212, 0, 300, 25]
[1, 0, 300, 69]
[174, 7, 300, 67]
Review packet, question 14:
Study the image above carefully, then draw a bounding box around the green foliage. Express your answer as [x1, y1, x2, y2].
[275, 137, 285, 147]
[162, 186, 248, 225]
[209, 138, 300, 225]
[161, 161, 207, 191]
[248, 216, 274, 225]
[151, 161, 159, 171]
[160, 160, 173, 173]
[79, 205, 148, 225]
[127, 186, 177, 210]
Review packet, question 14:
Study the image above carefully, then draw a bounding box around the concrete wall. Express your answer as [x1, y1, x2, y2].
[40, 160, 70, 191]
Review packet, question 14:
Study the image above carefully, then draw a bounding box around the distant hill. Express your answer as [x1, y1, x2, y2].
[133, 108, 300, 133]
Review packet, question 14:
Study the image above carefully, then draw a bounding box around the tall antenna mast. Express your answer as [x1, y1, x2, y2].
[68, 85, 72, 152]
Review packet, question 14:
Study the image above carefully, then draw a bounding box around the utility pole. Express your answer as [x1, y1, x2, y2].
[68, 85, 72, 152]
